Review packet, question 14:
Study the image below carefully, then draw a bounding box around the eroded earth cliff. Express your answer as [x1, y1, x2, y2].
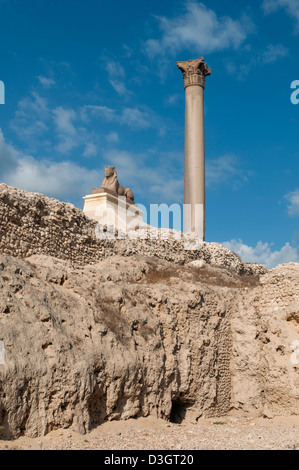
[0, 185, 298, 439]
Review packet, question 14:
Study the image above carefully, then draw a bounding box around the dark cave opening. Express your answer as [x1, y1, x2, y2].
[169, 398, 191, 424]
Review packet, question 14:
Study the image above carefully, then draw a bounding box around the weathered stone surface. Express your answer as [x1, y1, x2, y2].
[0, 184, 267, 275]
[0, 253, 298, 438]
[176, 57, 211, 238]
[99, 166, 134, 203]
[0, 185, 297, 439]
[177, 57, 211, 88]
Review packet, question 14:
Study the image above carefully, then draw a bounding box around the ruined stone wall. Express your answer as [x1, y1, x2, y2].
[0, 184, 107, 265]
[0, 184, 267, 275]
[230, 263, 299, 418]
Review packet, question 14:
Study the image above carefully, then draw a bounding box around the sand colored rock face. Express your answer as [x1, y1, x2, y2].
[0, 254, 298, 438]
[0, 185, 298, 439]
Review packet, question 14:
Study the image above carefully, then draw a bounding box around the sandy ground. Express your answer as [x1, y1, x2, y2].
[0, 415, 299, 451]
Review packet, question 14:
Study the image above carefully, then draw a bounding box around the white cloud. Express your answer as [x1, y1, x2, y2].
[222, 239, 299, 268]
[0, 129, 19, 176]
[122, 44, 134, 58]
[106, 132, 119, 143]
[106, 60, 125, 78]
[145, 2, 253, 57]
[83, 142, 98, 157]
[7, 156, 99, 203]
[0, 129, 100, 204]
[82, 104, 152, 129]
[81, 105, 116, 122]
[120, 108, 150, 128]
[10, 89, 153, 160]
[52, 106, 100, 156]
[148, 178, 184, 202]
[53, 107, 76, 136]
[1, 127, 182, 206]
[10, 91, 50, 142]
[262, 0, 299, 31]
[285, 189, 299, 215]
[52, 107, 78, 154]
[165, 94, 181, 106]
[10, 93, 100, 156]
[260, 43, 289, 63]
[226, 43, 288, 79]
[206, 155, 251, 189]
[37, 76, 56, 88]
[17, 91, 49, 117]
[105, 59, 130, 96]
[109, 80, 129, 96]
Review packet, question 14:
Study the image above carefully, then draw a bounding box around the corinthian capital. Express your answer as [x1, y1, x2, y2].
[176, 57, 211, 89]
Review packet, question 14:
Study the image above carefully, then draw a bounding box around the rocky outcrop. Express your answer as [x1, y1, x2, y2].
[230, 263, 299, 418]
[0, 185, 298, 439]
[0, 253, 298, 438]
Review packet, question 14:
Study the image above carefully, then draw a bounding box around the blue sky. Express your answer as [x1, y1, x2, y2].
[0, 0, 299, 267]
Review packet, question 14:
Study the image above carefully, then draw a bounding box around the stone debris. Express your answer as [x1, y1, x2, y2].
[1, 416, 298, 451]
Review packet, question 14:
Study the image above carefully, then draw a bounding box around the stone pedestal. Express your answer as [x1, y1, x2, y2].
[83, 190, 144, 232]
[177, 57, 211, 240]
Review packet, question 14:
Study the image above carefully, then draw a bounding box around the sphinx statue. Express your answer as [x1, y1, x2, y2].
[92, 166, 135, 204]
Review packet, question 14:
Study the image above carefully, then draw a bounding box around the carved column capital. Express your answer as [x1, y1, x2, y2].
[176, 57, 211, 89]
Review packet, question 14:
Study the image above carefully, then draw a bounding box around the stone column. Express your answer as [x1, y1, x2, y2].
[177, 57, 211, 240]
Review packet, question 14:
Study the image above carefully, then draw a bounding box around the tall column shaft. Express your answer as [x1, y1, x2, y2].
[177, 57, 211, 240]
[184, 84, 205, 236]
